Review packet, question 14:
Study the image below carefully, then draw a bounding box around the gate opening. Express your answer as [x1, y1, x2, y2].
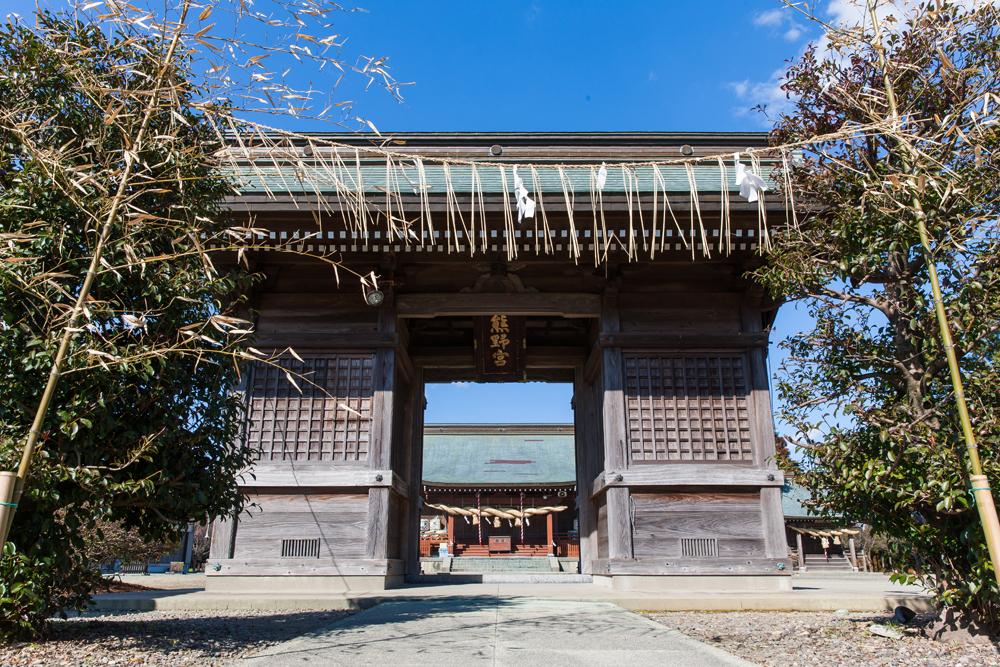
[417, 382, 580, 577]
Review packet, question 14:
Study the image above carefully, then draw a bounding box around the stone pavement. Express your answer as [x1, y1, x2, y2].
[235, 597, 752, 667]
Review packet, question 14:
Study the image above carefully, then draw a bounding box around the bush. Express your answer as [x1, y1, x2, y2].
[0, 543, 95, 642]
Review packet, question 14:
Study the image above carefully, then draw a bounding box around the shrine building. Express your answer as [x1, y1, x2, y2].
[420, 423, 578, 565]
[206, 131, 791, 594]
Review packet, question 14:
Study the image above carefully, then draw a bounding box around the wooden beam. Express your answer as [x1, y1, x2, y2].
[410, 345, 585, 369]
[209, 558, 404, 577]
[590, 557, 790, 576]
[598, 332, 769, 349]
[250, 333, 397, 350]
[591, 466, 784, 498]
[396, 293, 601, 318]
[242, 467, 406, 496]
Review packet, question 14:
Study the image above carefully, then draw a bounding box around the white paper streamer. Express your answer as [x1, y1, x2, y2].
[734, 152, 767, 203]
[512, 165, 536, 222]
[596, 161, 607, 190]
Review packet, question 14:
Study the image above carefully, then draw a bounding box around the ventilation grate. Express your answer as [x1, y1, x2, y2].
[281, 538, 321, 558]
[680, 537, 718, 558]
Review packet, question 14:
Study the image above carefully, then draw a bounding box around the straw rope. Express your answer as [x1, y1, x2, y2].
[212, 118, 903, 266]
[425, 501, 567, 528]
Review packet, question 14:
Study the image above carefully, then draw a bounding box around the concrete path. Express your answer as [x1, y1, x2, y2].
[236, 598, 752, 667]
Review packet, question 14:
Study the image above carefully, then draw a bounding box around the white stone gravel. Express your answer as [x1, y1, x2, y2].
[0, 609, 352, 666]
[645, 611, 1000, 667]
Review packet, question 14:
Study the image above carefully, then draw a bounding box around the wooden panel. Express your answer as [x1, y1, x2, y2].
[624, 353, 753, 463]
[233, 493, 368, 559]
[630, 492, 765, 560]
[254, 293, 378, 336]
[246, 355, 374, 462]
[618, 295, 742, 336]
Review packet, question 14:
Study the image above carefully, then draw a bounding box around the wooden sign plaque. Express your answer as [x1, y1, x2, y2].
[475, 314, 526, 380]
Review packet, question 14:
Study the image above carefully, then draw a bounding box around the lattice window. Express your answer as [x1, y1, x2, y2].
[246, 355, 374, 462]
[624, 354, 753, 463]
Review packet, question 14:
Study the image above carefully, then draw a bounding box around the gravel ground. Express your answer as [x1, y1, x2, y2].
[0, 609, 352, 666]
[645, 611, 1000, 667]
[5, 608, 997, 666]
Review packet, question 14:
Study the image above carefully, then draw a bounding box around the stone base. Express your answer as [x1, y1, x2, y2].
[593, 574, 793, 593]
[205, 573, 403, 594]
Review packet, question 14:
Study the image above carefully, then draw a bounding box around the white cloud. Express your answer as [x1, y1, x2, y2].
[784, 26, 803, 41]
[752, 5, 807, 43]
[754, 8, 786, 26]
[729, 69, 795, 121]
[732, 0, 997, 122]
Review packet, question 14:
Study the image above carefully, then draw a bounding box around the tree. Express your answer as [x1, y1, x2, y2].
[757, 1, 1000, 624]
[0, 12, 257, 639]
[0, 0, 405, 638]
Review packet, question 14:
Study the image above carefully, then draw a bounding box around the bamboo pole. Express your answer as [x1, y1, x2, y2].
[0, 1, 194, 549]
[866, 0, 1000, 587]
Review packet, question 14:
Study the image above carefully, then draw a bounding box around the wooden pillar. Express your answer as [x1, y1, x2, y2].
[796, 531, 806, 571]
[403, 367, 425, 577]
[601, 289, 633, 560]
[546, 512, 555, 556]
[742, 298, 787, 561]
[208, 514, 238, 560]
[447, 514, 455, 554]
[849, 537, 858, 571]
[366, 292, 396, 562]
[573, 366, 599, 574]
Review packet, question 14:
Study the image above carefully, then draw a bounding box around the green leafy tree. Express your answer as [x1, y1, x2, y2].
[757, 1, 1000, 622]
[0, 13, 256, 639]
[0, 0, 405, 638]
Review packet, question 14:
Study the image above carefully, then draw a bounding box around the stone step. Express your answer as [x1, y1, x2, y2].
[450, 556, 555, 573]
[407, 573, 594, 584]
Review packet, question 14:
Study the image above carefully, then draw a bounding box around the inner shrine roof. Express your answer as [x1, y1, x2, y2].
[422, 423, 576, 487]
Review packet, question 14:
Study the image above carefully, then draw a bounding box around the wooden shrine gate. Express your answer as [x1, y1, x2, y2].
[206, 132, 791, 593]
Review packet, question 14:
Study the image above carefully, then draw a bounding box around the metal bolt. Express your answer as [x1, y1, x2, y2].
[375, 473, 384, 482]
[767, 473, 775, 481]
[614, 474, 624, 483]
[776, 562, 786, 570]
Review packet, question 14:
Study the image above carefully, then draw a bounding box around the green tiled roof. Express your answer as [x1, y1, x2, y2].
[231, 162, 776, 195]
[782, 480, 844, 519]
[422, 424, 575, 487]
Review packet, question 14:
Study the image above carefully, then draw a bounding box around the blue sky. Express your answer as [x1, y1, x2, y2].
[3, 0, 823, 433]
